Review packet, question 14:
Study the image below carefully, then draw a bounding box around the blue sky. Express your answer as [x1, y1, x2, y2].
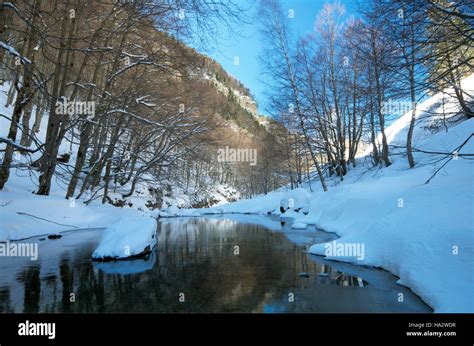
[194, 0, 359, 116]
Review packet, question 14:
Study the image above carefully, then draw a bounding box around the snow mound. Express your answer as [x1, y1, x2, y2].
[92, 218, 157, 260]
[280, 188, 311, 212]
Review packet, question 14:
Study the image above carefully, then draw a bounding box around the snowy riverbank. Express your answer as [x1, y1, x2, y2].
[0, 171, 151, 241]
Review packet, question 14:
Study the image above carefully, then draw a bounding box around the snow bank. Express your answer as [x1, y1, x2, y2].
[92, 218, 157, 260]
[0, 170, 149, 241]
[195, 191, 285, 215]
[160, 184, 241, 210]
[307, 118, 474, 312]
[158, 183, 310, 218]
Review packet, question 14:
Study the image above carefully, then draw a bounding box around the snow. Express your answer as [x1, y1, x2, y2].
[0, 41, 32, 64]
[0, 176, 149, 241]
[280, 209, 301, 222]
[163, 204, 180, 215]
[362, 73, 474, 157]
[291, 222, 308, 229]
[207, 191, 285, 214]
[159, 184, 240, 211]
[160, 204, 202, 217]
[307, 117, 474, 312]
[270, 210, 281, 217]
[92, 218, 157, 260]
[279, 187, 311, 212]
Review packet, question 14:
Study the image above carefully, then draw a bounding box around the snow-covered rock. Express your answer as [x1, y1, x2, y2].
[279, 188, 311, 212]
[280, 209, 301, 222]
[270, 210, 282, 217]
[291, 222, 308, 229]
[92, 218, 157, 260]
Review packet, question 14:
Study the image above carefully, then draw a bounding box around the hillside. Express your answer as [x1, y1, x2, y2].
[0, 24, 288, 213]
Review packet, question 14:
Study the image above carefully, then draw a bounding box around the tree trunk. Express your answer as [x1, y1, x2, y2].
[0, 86, 28, 189]
[65, 122, 92, 198]
[37, 3, 75, 195]
[371, 30, 390, 167]
[407, 61, 417, 168]
[19, 99, 34, 148]
[0, 0, 40, 189]
[29, 98, 44, 139]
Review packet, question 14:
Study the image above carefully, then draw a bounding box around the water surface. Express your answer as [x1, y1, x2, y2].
[0, 215, 431, 313]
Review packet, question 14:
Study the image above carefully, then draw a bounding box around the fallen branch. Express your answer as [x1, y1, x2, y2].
[0, 136, 44, 153]
[16, 212, 79, 228]
[425, 133, 474, 184]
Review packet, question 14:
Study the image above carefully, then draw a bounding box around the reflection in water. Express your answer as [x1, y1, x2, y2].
[18, 266, 41, 313]
[0, 216, 431, 313]
[60, 258, 73, 312]
[93, 250, 156, 275]
[0, 287, 11, 313]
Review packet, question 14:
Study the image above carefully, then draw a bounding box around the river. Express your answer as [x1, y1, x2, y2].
[0, 215, 431, 313]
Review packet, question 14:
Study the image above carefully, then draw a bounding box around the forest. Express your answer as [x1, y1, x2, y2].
[0, 0, 288, 208]
[0, 0, 472, 208]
